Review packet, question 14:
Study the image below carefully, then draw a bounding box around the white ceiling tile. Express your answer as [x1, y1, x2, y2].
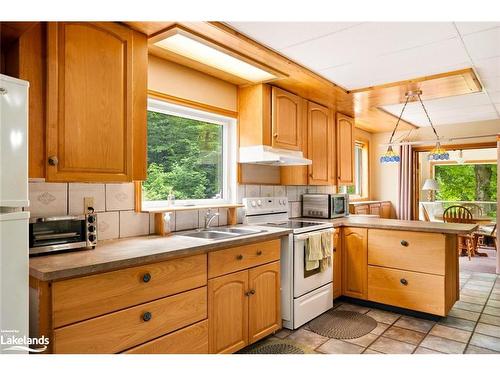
[227, 22, 362, 50]
[455, 22, 500, 36]
[320, 38, 469, 89]
[481, 77, 500, 92]
[462, 27, 500, 61]
[495, 103, 500, 112]
[474, 56, 500, 80]
[490, 91, 500, 103]
[279, 22, 457, 72]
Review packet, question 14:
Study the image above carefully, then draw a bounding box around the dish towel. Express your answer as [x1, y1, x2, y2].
[320, 231, 333, 272]
[305, 233, 323, 271]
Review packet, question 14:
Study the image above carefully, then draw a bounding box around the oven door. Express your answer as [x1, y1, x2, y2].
[293, 229, 334, 298]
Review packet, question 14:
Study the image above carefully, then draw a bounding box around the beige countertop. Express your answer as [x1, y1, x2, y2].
[29, 217, 479, 282]
[349, 200, 389, 205]
[321, 216, 478, 234]
[29, 225, 292, 282]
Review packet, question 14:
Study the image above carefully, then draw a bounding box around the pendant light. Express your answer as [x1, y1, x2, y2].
[380, 92, 412, 163]
[380, 90, 449, 164]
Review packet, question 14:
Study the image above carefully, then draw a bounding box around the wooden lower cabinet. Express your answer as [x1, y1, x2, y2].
[208, 261, 281, 354]
[333, 228, 342, 299]
[124, 320, 208, 354]
[342, 227, 368, 299]
[248, 262, 281, 343]
[208, 270, 249, 354]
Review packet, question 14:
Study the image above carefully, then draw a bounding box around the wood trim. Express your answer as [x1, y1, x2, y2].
[148, 89, 238, 118]
[29, 276, 53, 353]
[350, 68, 482, 94]
[134, 181, 142, 212]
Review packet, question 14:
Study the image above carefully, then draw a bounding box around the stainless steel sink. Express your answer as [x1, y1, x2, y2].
[177, 227, 266, 240]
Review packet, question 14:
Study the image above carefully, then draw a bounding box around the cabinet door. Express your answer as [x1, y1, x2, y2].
[272, 87, 304, 151]
[46, 22, 145, 182]
[333, 229, 342, 299]
[307, 102, 334, 185]
[336, 113, 355, 185]
[369, 203, 381, 217]
[354, 205, 369, 215]
[208, 270, 249, 354]
[380, 202, 392, 219]
[248, 261, 281, 344]
[342, 227, 368, 299]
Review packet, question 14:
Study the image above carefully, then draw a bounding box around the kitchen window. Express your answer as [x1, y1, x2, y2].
[142, 98, 236, 210]
[341, 141, 368, 198]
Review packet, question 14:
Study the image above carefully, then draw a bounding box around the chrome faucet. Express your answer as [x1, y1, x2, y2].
[204, 209, 220, 229]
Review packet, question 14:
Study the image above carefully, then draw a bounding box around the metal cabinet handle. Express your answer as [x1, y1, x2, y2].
[400, 240, 409, 247]
[250, 289, 255, 295]
[400, 278, 408, 286]
[273, 133, 278, 138]
[142, 312, 152, 321]
[236, 254, 243, 260]
[245, 290, 256, 296]
[142, 273, 151, 283]
[48, 156, 59, 166]
[256, 250, 262, 256]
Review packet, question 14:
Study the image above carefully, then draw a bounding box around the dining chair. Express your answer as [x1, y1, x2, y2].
[443, 205, 475, 260]
[475, 224, 497, 253]
[463, 203, 483, 217]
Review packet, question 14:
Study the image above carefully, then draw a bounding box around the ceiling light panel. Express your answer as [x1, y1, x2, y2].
[154, 32, 276, 82]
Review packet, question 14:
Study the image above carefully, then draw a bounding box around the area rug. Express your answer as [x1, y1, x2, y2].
[307, 309, 377, 339]
[238, 338, 315, 354]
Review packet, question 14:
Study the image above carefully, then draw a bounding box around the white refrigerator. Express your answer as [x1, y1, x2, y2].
[0, 74, 29, 354]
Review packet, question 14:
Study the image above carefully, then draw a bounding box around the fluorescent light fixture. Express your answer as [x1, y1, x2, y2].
[154, 30, 277, 83]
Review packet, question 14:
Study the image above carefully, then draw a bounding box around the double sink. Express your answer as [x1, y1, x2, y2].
[178, 227, 266, 240]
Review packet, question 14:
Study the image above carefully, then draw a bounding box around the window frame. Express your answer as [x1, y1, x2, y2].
[341, 139, 369, 200]
[141, 98, 237, 211]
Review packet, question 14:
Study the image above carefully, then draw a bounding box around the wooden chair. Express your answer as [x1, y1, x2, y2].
[475, 224, 497, 252]
[443, 205, 475, 260]
[463, 203, 483, 217]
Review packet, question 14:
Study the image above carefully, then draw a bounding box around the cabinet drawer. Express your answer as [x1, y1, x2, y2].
[368, 229, 445, 275]
[123, 320, 208, 354]
[53, 254, 207, 327]
[54, 286, 207, 354]
[208, 239, 280, 278]
[368, 266, 445, 316]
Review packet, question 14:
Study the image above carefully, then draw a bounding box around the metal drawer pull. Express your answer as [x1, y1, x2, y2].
[400, 278, 408, 286]
[256, 250, 262, 256]
[142, 312, 152, 322]
[142, 273, 151, 283]
[48, 156, 59, 166]
[245, 289, 256, 296]
[236, 254, 243, 260]
[400, 240, 409, 247]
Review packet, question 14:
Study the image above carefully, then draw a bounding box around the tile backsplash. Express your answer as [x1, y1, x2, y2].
[27, 181, 336, 242]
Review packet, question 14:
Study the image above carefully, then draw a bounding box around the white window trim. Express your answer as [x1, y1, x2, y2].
[142, 98, 237, 210]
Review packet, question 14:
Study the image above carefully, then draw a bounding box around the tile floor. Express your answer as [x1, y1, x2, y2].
[459, 248, 497, 274]
[268, 271, 500, 354]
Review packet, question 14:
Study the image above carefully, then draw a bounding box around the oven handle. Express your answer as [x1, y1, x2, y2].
[30, 215, 86, 223]
[295, 228, 335, 241]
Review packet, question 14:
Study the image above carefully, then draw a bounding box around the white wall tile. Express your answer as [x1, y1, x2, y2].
[274, 185, 286, 197]
[198, 209, 219, 229]
[68, 183, 105, 215]
[175, 210, 199, 231]
[218, 208, 228, 226]
[245, 185, 261, 198]
[119, 210, 150, 238]
[106, 183, 135, 211]
[286, 186, 298, 201]
[28, 182, 68, 217]
[97, 211, 119, 241]
[260, 185, 274, 197]
[306, 186, 318, 193]
[237, 184, 245, 203]
[237, 208, 245, 224]
[290, 202, 302, 218]
[296, 186, 307, 200]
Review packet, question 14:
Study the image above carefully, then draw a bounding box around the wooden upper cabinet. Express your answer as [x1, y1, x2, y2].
[307, 102, 335, 185]
[342, 227, 368, 299]
[248, 262, 281, 344]
[46, 22, 147, 182]
[336, 113, 355, 185]
[208, 270, 249, 354]
[271, 87, 304, 151]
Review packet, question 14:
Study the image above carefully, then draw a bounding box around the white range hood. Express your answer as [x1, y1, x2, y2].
[239, 145, 312, 166]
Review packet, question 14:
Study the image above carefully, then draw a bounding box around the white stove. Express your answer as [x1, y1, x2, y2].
[243, 197, 335, 329]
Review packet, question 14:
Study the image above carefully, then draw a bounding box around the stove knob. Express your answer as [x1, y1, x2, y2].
[251, 201, 257, 207]
[257, 200, 262, 206]
[88, 215, 95, 223]
[88, 225, 96, 233]
[88, 234, 96, 242]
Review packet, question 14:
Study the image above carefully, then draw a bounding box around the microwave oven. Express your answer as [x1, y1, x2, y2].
[301, 193, 349, 219]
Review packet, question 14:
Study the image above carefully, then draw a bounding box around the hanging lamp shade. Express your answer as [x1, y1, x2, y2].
[380, 145, 400, 163]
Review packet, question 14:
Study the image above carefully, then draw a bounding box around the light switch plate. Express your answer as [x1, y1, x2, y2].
[84, 197, 95, 213]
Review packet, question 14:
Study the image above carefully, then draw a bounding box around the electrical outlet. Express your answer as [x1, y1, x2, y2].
[84, 197, 95, 213]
